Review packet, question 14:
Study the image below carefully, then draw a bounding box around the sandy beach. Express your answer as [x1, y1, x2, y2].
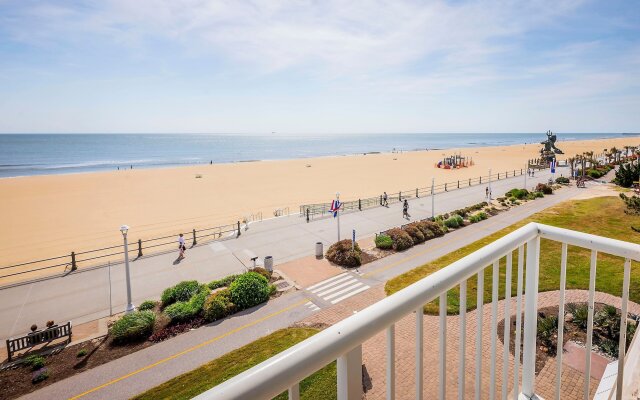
[1, 136, 637, 283]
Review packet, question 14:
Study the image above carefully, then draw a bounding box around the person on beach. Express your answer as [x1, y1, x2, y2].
[383, 192, 388, 207]
[178, 233, 186, 259]
[402, 199, 410, 219]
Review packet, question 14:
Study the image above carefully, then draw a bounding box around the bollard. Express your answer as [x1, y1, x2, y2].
[480, 176, 482, 184]
[137, 239, 143, 258]
[306, 208, 310, 223]
[445, 183, 447, 191]
[379, 195, 382, 206]
[457, 180, 459, 189]
[71, 251, 77, 271]
[192, 229, 197, 246]
[469, 178, 471, 186]
[237, 221, 241, 237]
[359, 199, 362, 211]
[398, 192, 401, 201]
[416, 188, 418, 198]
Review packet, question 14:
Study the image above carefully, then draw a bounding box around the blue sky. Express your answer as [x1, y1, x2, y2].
[0, 0, 638, 134]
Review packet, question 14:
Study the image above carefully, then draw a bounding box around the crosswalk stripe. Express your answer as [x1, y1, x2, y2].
[309, 275, 353, 293]
[306, 273, 348, 291]
[330, 285, 370, 304]
[324, 282, 364, 301]
[304, 301, 320, 311]
[315, 278, 358, 297]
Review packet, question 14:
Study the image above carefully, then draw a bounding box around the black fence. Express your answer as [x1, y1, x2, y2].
[0, 222, 240, 281]
[300, 169, 528, 221]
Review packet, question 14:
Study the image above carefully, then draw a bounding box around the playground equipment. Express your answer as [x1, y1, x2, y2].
[436, 153, 473, 169]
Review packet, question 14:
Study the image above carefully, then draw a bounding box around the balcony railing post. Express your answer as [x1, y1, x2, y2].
[521, 236, 541, 397]
[337, 345, 362, 400]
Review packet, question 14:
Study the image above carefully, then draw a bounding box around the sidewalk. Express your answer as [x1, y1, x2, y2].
[17, 173, 591, 400]
[0, 168, 562, 343]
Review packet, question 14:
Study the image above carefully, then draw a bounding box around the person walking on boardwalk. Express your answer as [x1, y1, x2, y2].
[383, 191, 389, 207]
[178, 233, 186, 260]
[402, 199, 410, 219]
[485, 186, 489, 199]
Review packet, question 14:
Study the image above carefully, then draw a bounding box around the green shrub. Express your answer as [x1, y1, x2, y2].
[387, 228, 414, 251]
[208, 275, 238, 290]
[444, 216, 460, 229]
[403, 224, 425, 244]
[598, 338, 618, 358]
[587, 169, 604, 179]
[568, 304, 589, 329]
[138, 300, 157, 311]
[269, 284, 277, 296]
[76, 349, 87, 358]
[620, 193, 640, 215]
[110, 310, 156, 343]
[203, 288, 236, 322]
[161, 280, 200, 307]
[250, 267, 271, 281]
[25, 355, 45, 370]
[615, 163, 640, 187]
[555, 176, 570, 184]
[164, 285, 210, 323]
[469, 214, 481, 223]
[326, 239, 362, 267]
[230, 272, 270, 310]
[537, 315, 558, 349]
[534, 191, 544, 198]
[375, 234, 393, 250]
[505, 188, 529, 200]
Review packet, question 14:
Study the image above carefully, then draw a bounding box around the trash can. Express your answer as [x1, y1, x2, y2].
[315, 242, 323, 259]
[264, 256, 273, 272]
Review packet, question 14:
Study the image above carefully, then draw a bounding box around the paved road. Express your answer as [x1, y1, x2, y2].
[0, 168, 561, 342]
[18, 170, 592, 400]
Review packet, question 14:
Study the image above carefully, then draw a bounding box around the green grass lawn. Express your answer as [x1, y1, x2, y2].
[385, 196, 640, 315]
[131, 327, 336, 400]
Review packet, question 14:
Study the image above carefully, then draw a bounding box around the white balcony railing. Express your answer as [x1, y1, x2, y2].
[195, 223, 640, 400]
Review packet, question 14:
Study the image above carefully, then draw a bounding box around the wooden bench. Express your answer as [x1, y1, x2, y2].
[6, 322, 72, 362]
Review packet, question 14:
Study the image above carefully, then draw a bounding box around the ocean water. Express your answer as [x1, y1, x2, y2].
[0, 133, 635, 178]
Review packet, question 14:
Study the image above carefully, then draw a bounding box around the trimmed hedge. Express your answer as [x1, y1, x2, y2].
[138, 300, 158, 311]
[164, 285, 210, 323]
[505, 188, 529, 200]
[535, 183, 553, 195]
[403, 224, 425, 244]
[444, 214, 463, 229]
[110, 310, 156, 343]
[203, 288, 236, 322]
[387, 228, 413, 251]
[229, 272, 270, 310]
[161, 280, 200, 307]
[208, 275, 238, 290]
[555, 176, 570, 184]
[326, 239, 362, 267]
[375, 234, 393, 250]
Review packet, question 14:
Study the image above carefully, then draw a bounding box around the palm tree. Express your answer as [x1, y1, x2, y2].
[610, 146, 619, 164]
[568, 156, 576, 179]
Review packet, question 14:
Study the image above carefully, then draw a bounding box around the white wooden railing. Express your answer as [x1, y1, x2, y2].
[195, 223, 640, 400]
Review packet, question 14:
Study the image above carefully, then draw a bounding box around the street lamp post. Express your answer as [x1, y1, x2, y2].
[336, 192, 341, 242]
[120, 225, 135, 313]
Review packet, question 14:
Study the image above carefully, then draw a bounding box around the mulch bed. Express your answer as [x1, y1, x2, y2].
[497, 302, 630, 375]
[0, 335, 153, 400]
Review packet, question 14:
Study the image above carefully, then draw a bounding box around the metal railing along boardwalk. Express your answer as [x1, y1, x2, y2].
[0, 222, 240, 282]
[196, 223, 640, 400]
[300, 169, 528, 220]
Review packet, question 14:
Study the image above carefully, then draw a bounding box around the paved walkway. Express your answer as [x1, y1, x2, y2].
[16, 173, 597, 400]
[0, 168, 560, 342]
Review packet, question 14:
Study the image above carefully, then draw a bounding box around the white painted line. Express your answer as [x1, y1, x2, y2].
[306, 273, 348, 291]
[315, 278, 359, 297]
[324, 282, 365, 301]
[309, 275, 353, 293]
[330, 285, 370, 304]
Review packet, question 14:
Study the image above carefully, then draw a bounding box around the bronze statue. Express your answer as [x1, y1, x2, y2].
[540, 130, 563, 161]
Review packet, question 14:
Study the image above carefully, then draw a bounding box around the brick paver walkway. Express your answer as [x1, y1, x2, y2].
[300, 284, 640, 399]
